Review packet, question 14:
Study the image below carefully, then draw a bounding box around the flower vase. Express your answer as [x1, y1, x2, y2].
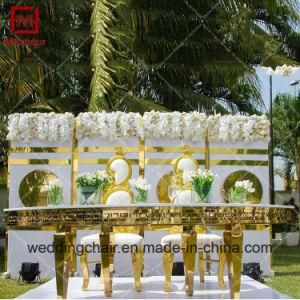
[47, 189, 63, 206]
[134, 189, 148, 203]
[229, 192, 247, 203]
[192, 182, 212, 203]
[79, 186, 101, 205]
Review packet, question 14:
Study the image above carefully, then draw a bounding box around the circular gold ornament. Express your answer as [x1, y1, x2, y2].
[222, 170, 262, 204]
[19, 170, 60, 207]
[156, 171, 173, 203]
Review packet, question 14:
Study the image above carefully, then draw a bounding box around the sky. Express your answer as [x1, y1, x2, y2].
[257, 67, 300, 110]
[256, 66, 300, 190]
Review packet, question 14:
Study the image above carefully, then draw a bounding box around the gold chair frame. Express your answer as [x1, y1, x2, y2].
[163, 144, 226, 291]
[80, 146, 143, 292]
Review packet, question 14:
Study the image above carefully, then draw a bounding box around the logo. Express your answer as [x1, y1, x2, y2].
[10, 6, 39, 35]
[4, 6, 46, 47]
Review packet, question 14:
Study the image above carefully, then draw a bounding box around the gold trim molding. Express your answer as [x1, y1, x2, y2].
[77, 146, 139, 153]
[11, 147, 72, 153]
[5, 206, 291, 227]
[10, 159, 72, 165]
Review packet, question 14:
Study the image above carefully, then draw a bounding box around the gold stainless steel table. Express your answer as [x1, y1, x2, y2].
[4, 204, 292, 299]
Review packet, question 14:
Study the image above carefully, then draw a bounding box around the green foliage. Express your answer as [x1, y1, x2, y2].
[89, 0, 300, 113]
[273, 93, 300, 208]
[273, 93, 300, 164]
[0, 0, 92, 168]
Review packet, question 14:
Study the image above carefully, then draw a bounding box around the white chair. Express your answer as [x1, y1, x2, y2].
[161, 144, 226, 292]
[80, 146, 144, 292]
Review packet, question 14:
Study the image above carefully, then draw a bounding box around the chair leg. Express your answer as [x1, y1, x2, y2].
[218, 248, 226, 289]
[206, 252, 211, 274]
[80, 248, 89, 290]
[131, 245, 143, 292]
[162, 250, 174, 292]
[198, 251, 205, 283]
[100, 263, 105, 283]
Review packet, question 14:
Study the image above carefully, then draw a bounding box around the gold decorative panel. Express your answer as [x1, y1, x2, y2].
[19, 170, 59, 207]
[156, 171, 173, 203]
[222, 170, 263, 204]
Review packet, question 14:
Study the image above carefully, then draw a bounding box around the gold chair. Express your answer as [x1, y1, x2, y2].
[161, 145, 226, 292]
[80, 146, 144, 292]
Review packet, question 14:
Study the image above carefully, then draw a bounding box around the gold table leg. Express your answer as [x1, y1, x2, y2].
[198, 251, 205, 283]
[100, 227, 114, 297]
[224, 224, 243, 299]
[71, 229, 77, 275]
[54, 228, 72, 299]
[217, 248, 226, 289]
[182, 227, 197, 297]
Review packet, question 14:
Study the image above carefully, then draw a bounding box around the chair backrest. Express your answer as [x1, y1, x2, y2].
[102, 146, 133, 205]
[173, 144, 198, 174]
[172, 145, 198, 204]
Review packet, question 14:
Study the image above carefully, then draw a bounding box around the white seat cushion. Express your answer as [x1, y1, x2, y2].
[81, 233, 143, 246]
[161, 233, 222, 247]
[106, 190, 132, 205]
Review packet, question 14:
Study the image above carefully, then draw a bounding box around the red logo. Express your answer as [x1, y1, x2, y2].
[10, 6, 39, 35]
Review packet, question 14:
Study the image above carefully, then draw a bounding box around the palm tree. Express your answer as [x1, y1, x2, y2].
[273, 93, 300, 246]
[89, 0, 300, 113]
[0, 0, 92, 170]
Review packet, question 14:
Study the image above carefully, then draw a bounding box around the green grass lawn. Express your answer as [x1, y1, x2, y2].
[264, 245, 300, 299]
[0, 245, 299, 298]
[0, 249, 46, 299]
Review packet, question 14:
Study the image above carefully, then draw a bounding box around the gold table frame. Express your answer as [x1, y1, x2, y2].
[4, 204, 292, 299]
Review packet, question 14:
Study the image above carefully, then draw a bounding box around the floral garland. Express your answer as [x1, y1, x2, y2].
[76, 112, 144, 140]
[7, 111, 270, 143]
[207, 114, 270, 143]
[7, 113, 74, 142]
[143, 111, 207, 141]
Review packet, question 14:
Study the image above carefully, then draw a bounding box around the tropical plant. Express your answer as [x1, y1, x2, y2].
[0, 0, 92, 169]
[273, 93, 300, 197]
[273, 93, 300, 245]
[89, 0, 300, 113]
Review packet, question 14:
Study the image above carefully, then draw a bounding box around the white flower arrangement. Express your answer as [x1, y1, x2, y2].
[184, 169, 217, 202]
[129, 176, 151, 203]
[76, 112, 144, 140]
[46, 179, 63, 206]
[262, 64, 299, 76]
[47, 179, 63, 191]
[229, 180, 255, 203]
[7, 112, 270, 143]
[234, 180, 255, 193]
[76, 170, 109, 190]
[129, 176, 151, 191]
[143, 111, 207, 141]
[7, 112, 74, 142]
[207, 114, 270, 143]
